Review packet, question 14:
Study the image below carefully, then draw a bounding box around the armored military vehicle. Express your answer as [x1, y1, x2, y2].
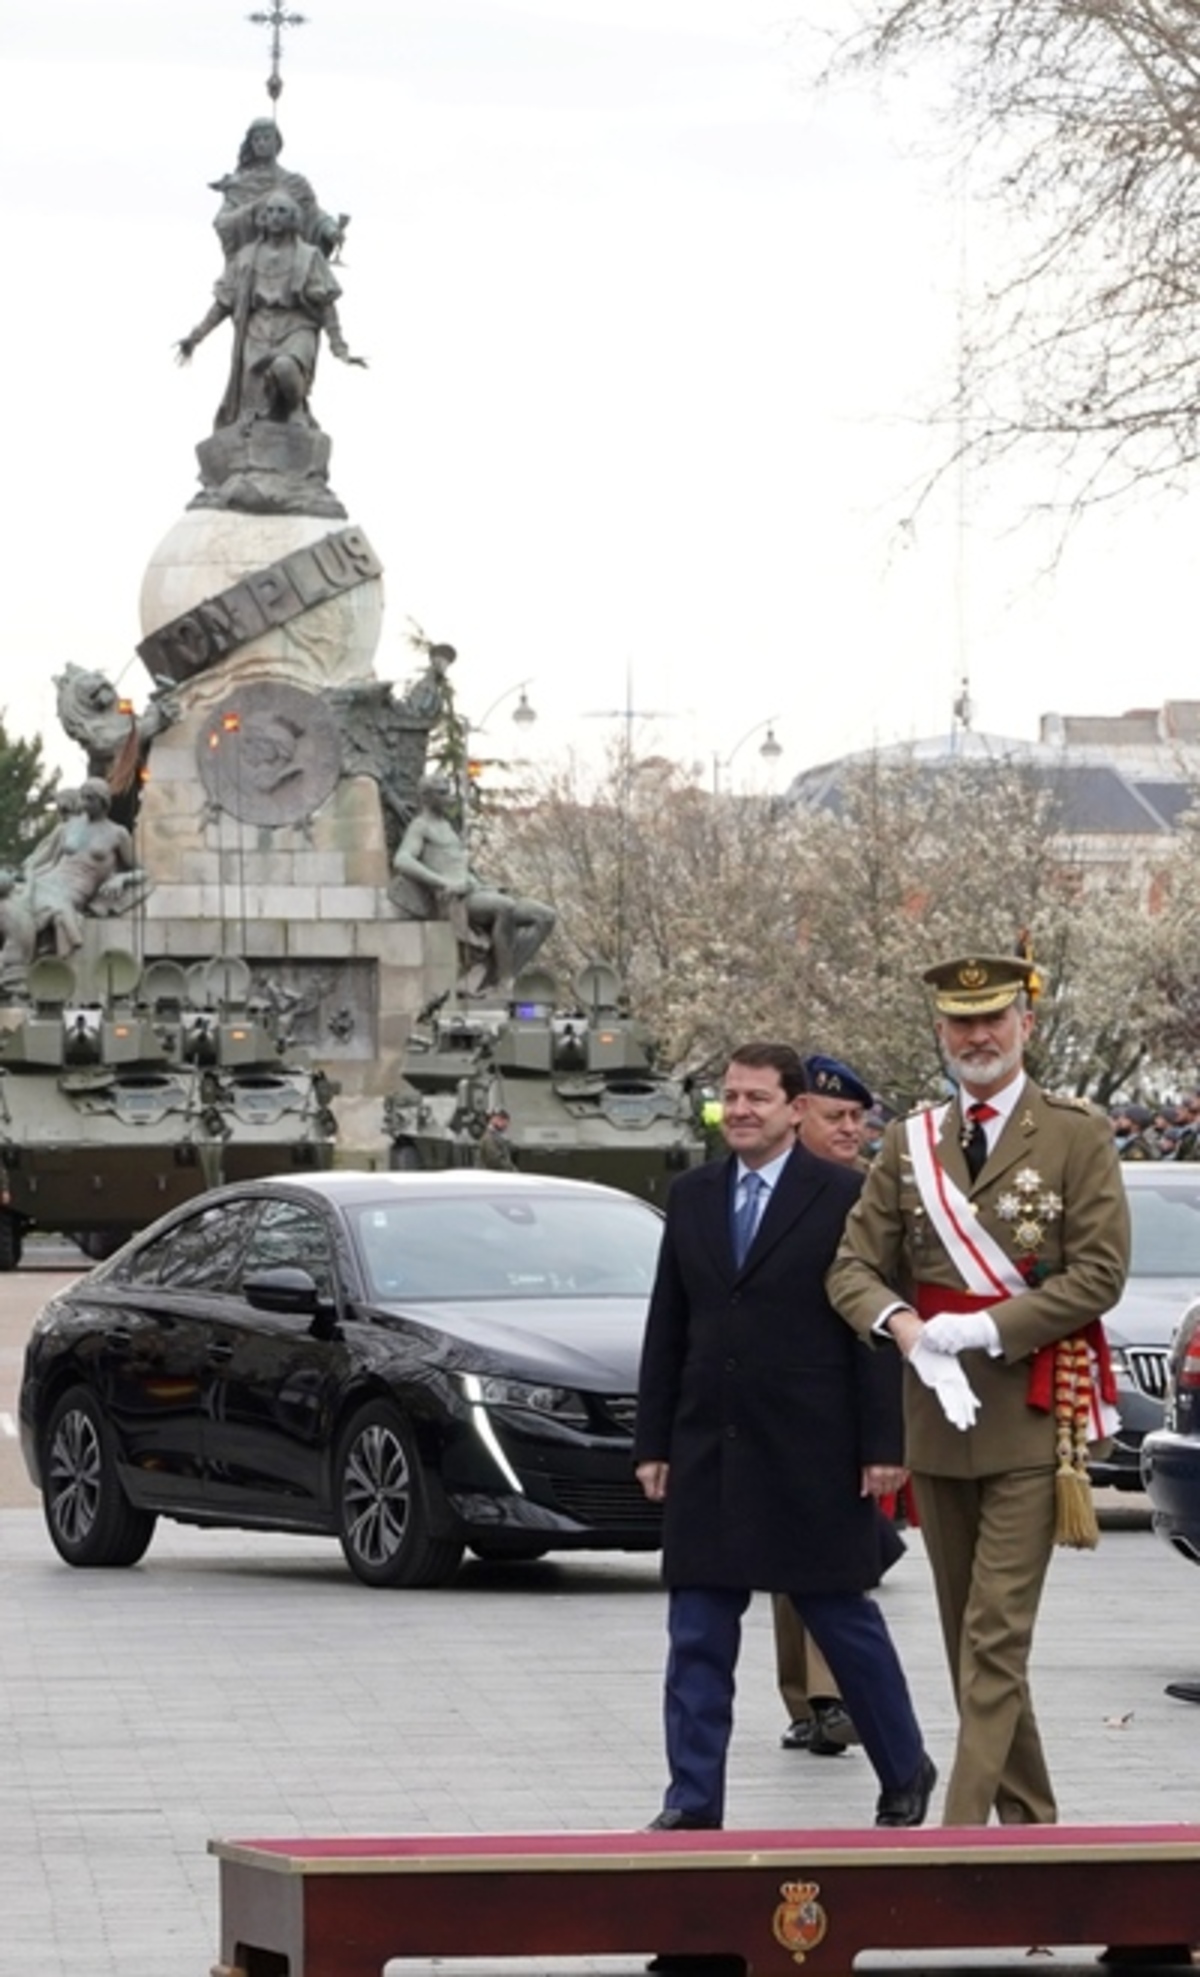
[0, 950, 339, 1268]
[383, 963, 705, 1203]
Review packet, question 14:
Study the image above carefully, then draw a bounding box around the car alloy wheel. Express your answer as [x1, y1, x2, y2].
[334, 1400, 463, 1588]
[41, 1386, 156, 1569]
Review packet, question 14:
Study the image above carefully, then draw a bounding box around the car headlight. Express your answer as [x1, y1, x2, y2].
[460, 1372, 589, 1427]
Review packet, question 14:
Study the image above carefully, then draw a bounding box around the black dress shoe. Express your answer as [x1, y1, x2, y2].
[1165, 1682, 1200, 1704]
[875, 1752, 937, 1828]
[781, 1700, 860, 1753]
[644, 1809, 720, 1831]
[809, 1700, 860, 1754]
[780, 1715, 817, 1750]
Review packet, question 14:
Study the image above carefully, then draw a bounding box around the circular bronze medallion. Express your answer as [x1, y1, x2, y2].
[197, 681, 340, 826]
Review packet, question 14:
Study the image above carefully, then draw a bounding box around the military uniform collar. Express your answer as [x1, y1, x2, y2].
[958, 1070, 1026, 1128]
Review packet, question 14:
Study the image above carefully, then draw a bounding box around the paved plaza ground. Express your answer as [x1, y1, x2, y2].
[2, 1499, 1198, 1976]
[3, 1263, 1200, 1975]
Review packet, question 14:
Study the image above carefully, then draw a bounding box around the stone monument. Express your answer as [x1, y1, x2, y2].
[42, 15, 463, 1160]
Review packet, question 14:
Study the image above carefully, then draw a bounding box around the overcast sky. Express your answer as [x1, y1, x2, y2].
[3, 0, 1192, 794]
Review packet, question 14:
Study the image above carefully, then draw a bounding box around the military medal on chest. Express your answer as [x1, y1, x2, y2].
[995, 1166, 1062, 1256]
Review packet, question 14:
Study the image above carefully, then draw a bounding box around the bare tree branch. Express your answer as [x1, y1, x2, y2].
[815, 0, 1200, 509]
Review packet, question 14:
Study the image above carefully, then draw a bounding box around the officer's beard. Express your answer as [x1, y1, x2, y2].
[942, 1038, 1025, 1095]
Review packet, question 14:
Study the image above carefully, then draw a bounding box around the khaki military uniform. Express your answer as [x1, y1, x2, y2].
[772, 1591, 842, 1722]
[827, 1079, 1130, 1824]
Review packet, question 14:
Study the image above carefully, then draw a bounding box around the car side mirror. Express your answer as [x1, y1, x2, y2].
[243, 1266, 321, 1316]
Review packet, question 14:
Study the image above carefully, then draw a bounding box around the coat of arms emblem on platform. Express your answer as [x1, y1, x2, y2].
[771, 1879, 829, 1962]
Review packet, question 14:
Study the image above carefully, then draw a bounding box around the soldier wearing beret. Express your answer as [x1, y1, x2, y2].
[827, 955, 1130, 1826]
[801, 1055, 875, 1169]
[635, 1040, 934, 1831]
[774, 1053, 892, 1757]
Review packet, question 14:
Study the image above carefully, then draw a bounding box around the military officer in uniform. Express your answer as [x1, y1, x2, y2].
[798, 1054, 875, 1170]
[775, 1053, 890, 1757]
[827, 955, 1130, 1826]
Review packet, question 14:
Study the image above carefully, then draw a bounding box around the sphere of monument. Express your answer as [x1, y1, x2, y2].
[139, 509, 384, 695]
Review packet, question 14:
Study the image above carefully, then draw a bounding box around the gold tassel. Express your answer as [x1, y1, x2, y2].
[1055, 1464, 1099, 1549]
[1053, 1336, 1100, 1550]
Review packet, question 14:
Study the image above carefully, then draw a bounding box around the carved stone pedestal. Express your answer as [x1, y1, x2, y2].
[140, 510, 383, 691]
[192, 421, 346, 518]
[131, 507, 453, 1165]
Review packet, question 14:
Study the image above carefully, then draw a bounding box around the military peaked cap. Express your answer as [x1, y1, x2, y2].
[922, 953, 1037, 1016]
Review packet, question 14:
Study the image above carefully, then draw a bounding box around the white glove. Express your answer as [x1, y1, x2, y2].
[908, 1337, 981, 1431]
[921, 1311, 1001, 1357]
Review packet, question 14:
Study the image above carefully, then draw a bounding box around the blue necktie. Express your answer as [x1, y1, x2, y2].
[732, 1172, 764, 1268]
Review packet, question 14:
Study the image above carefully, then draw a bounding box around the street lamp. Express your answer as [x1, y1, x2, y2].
[713, 717, 783, 794]
[582, 670, 681, 979]
[461, 680, 537, 832]
[472, 680, 537, 741]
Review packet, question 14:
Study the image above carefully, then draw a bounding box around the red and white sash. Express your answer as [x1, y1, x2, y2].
[906, 1104, 1026, 1299]
[903, 1104, 1119, 1440]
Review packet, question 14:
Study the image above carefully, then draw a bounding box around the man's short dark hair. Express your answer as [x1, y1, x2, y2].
[725, 1041, 808, 1101]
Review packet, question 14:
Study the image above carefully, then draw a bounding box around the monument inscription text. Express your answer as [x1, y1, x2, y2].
[138, 525, 382, 684]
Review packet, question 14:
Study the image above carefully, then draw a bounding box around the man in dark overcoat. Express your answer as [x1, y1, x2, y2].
[634, 1040, 935, 1831]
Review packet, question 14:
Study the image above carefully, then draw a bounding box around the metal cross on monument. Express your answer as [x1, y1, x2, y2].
[248, 1, 308, 105]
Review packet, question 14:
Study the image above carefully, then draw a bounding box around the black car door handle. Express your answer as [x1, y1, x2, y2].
[206, 1341, 235, 1364]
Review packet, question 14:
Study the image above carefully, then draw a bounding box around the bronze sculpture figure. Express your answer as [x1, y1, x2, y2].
[392, 776, 555, 991]
[178, 189, 365, 431]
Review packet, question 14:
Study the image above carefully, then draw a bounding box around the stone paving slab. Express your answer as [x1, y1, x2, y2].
[1, 1504, 1197, 1977]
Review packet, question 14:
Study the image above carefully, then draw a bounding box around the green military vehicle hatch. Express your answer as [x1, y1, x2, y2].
[0, 950, 338, 1267]
[383, 964, 705, 1203]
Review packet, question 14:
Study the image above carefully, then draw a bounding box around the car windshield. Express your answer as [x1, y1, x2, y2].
[351, 1190, 663, 1301]
[1128, 1179, 1200, 1276]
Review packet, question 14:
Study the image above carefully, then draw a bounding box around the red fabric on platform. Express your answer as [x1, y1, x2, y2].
[217, 1823, 1200, 1864]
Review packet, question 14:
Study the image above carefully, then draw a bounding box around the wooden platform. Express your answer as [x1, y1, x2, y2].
[209, 1824, 1200, 1977]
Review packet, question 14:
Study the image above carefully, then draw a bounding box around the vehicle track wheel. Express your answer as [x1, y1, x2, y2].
[41, 1386, 156, 1568]
[334, 1401, 463, 1588]
[0, 1214, 21, 1271]
[74, 1229, 125, 1262]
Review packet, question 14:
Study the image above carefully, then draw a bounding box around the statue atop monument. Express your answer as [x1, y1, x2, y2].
[209, 118, 347, 265]
[178, 189, 365, 431]
[177, 178, 366, 515]
[173, 11, 366, 518]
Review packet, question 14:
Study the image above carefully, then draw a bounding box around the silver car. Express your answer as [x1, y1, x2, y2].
[1089, 1164, 1200, 1489]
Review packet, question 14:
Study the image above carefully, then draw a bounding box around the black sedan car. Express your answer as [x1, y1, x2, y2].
[1088, 1166, 1200, 1488]
[1140, 1296, 1200, 1564]
[19, 1170, 666, 1588]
